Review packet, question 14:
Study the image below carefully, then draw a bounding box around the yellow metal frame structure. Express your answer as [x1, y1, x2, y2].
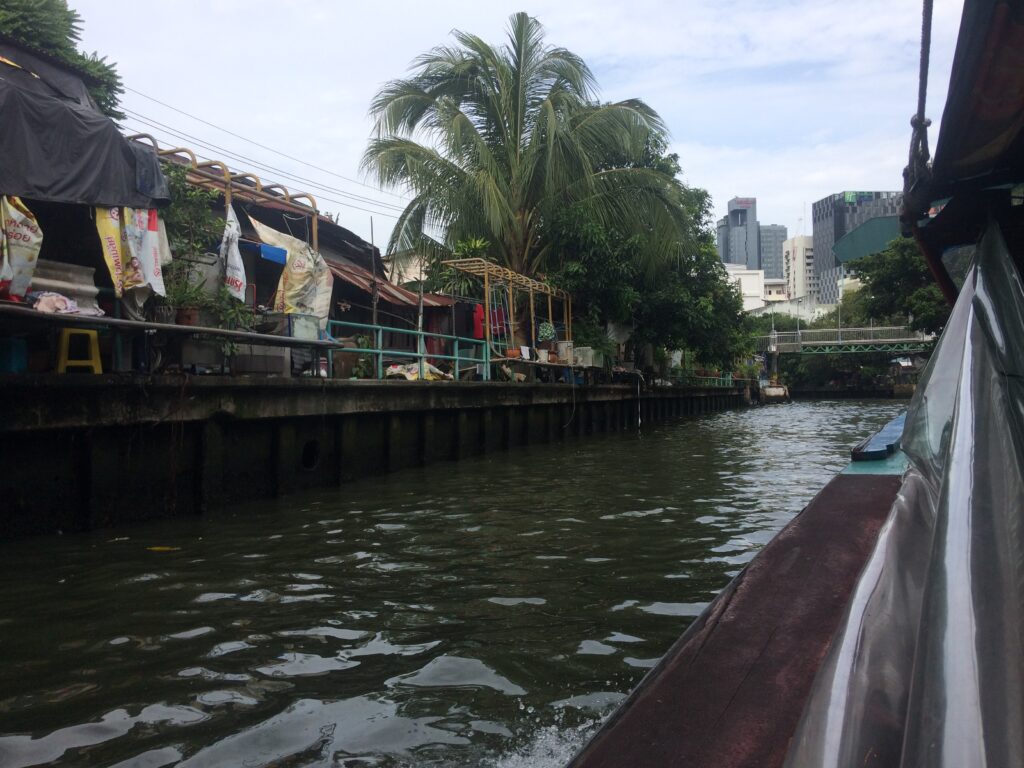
[442, 258, 572, 356]
[126, 134, 320, 252]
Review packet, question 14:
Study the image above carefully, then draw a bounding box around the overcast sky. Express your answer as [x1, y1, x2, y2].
[75, 0, 964, 247]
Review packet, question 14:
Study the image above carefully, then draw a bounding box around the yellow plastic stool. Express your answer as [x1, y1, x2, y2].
[57, 328, 102, 374]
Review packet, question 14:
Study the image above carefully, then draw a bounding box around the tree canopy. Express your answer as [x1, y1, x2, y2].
[362, 12, 690, 279]
[366, 12, 748, 367]
[549, 160, 748, 370]
[849, 237, 951, 334]
[0, 0, 123, 118]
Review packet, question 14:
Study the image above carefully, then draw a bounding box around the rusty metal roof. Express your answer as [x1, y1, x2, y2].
[327, 259, 454, 308]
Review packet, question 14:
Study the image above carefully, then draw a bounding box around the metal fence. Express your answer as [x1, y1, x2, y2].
[326, 320, 490, 381]
[664, 373, 740, 388]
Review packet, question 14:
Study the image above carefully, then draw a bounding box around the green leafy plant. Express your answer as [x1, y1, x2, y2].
[209, 286, 254, 330]
[352, 334, 375, 379]
[161, 259, 207, 310]
[205, 287, 254, 357]
[162, 165, 223, 261]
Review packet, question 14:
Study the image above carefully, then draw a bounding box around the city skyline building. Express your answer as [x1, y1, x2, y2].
[715, 197, 787, 278]
[811, 191, 901, 304]
[759, 224, 788, 280]
[716, 197, 760, 269]
[782, 235, 815, 300]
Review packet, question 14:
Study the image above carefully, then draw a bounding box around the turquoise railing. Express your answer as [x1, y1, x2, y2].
[667, 373, 738, 388]
[326, 320, 490, 381]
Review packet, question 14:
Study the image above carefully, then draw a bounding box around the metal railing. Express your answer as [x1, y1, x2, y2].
[326, 320, 490, 381]
[665, 372, 739, 388]
[0, 304, 490, 381]
[756, 326, 933, 352]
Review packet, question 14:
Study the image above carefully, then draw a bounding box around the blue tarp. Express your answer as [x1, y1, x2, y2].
[239, 240, 287, 265]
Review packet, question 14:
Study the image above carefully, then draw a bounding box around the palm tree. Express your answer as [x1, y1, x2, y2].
[363, 12, 690, 289]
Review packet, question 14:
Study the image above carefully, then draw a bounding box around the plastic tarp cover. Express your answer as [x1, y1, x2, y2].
[0, 67, 168, 207]
[784, 217, 1024, 767]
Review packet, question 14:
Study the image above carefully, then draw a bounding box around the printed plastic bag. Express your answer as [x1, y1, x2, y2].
[249, 216, 333, 328]
[220, 206, 246, 301]
[124, 208, 166, 297]
[0, 196, 44, 299]
[95, 206, 144, 297]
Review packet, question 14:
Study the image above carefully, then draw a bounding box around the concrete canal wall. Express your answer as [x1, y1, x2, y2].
[0, 375, 746, 538]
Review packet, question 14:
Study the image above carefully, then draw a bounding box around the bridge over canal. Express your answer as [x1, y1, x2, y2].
[755, 326, 933, 355]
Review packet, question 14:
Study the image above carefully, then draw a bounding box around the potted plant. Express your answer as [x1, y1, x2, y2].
[537, 320, 556, 351]
[161, 259, 209, 326]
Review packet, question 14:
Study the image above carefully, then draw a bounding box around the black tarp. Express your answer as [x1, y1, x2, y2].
[0, 51, 168, 207]
[0, 36, 96, 108]
[928, 0, 1024, 197]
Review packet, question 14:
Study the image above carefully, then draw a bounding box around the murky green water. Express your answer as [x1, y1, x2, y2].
[0, 400, 903, 768]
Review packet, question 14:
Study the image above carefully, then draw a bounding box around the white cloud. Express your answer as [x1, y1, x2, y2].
[73, 0, 964, 246]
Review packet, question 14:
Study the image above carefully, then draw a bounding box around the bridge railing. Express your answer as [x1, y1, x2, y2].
[755, 326, 932, 352]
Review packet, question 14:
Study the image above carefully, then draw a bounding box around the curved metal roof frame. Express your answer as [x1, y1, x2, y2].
[126, 133, 320, 251]
[441, 258, 570, 299]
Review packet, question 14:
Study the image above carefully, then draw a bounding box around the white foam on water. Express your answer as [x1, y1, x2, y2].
[486, 719, 602, 768]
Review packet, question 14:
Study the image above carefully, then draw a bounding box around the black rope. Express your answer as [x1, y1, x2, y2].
[903, 0, 935, 224]
[909, 0, 934, 169]
[916, 0, 933, 127]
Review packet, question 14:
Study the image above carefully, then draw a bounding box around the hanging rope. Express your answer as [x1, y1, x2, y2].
[903, 0, 958, 306]
[903, 0, 935, 216]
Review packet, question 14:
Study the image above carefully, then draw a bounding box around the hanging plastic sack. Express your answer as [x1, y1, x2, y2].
[249, 216, 333, 328]
[95, 206, 145, 297]
[220, 206, 246, 301]
[0, 196, 44, 300]
[156, 217, 173, 267]
[124, 208, 166, 297]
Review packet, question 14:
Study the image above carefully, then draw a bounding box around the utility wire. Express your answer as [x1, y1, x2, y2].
[124, 85, 409, 201]
[123, 109, 408, 212]
[122, 119, 401, 221]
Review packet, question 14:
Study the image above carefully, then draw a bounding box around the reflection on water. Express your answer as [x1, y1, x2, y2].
[0, 400, 903, 767]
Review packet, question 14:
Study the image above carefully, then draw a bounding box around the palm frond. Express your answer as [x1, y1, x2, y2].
[364, 11, 693, 287]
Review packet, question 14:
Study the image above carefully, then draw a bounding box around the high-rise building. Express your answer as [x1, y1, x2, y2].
[812, 191, 901, 304]
[716, 197, 760, 269]
[782, 235, 815, 300]
[759, 224, 787, 280]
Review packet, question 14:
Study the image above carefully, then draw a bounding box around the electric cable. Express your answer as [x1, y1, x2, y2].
[124, 85, 410, 201]
[121, 114, 407, 218]
[124, 108, 408, 212]
[122, 119, 402, 221]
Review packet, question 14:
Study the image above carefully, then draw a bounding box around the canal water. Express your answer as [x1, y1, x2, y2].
[0, 400, 904, 768]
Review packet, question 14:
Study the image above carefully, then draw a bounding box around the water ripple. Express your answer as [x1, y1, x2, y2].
[0, 400, 903, 766]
